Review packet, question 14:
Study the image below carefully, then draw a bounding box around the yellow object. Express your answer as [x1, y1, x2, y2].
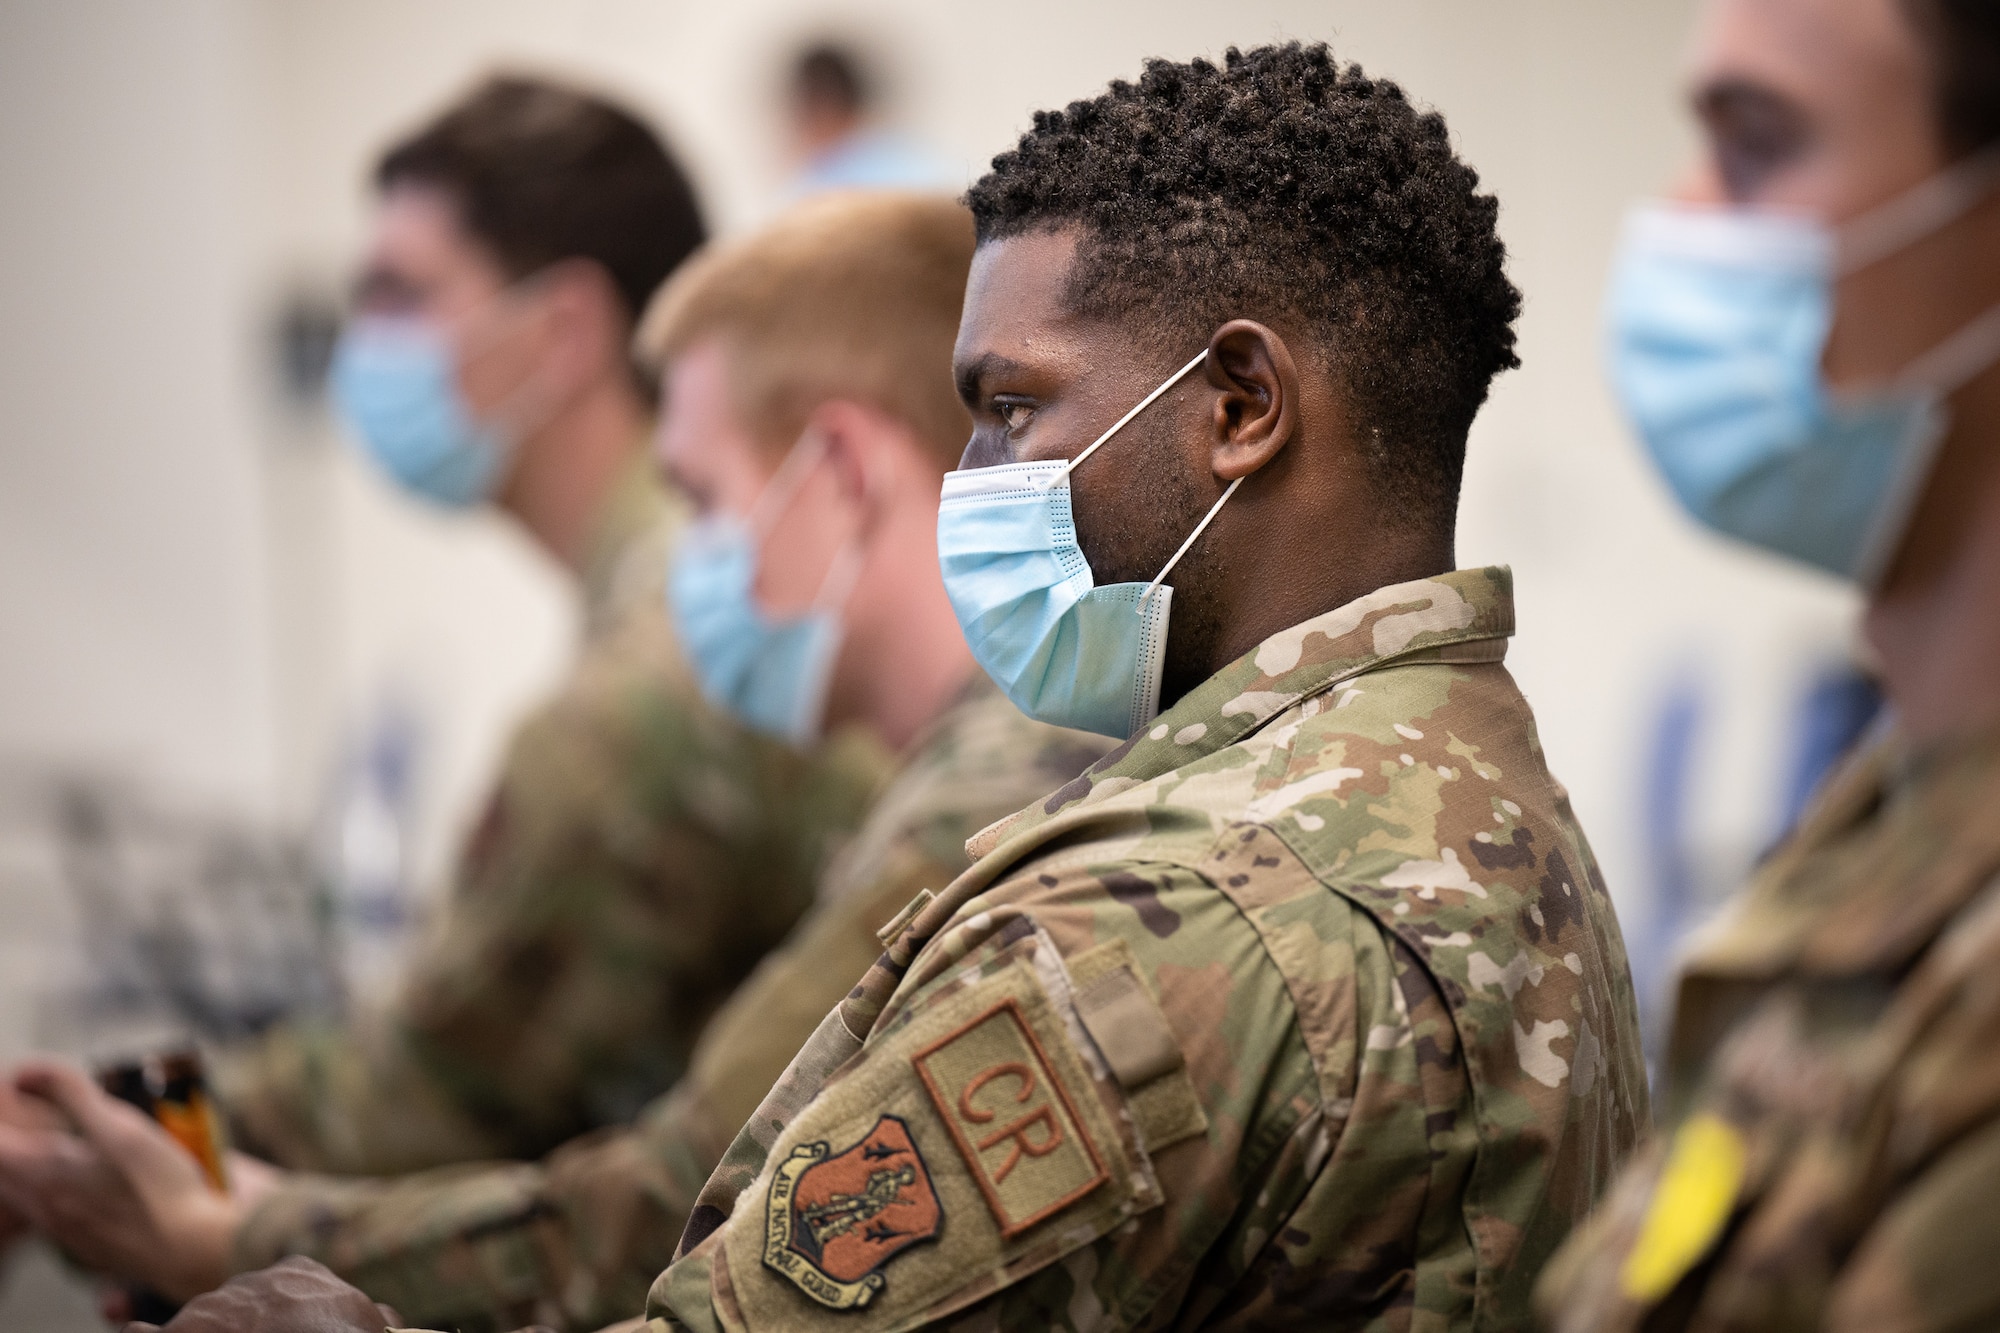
[1619, 1114, 1746, 1301]
[154, 1092, 230, 1193]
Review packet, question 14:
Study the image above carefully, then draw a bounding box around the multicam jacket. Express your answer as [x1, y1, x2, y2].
[218, 455, 886, 1175]
[644, 567, 1647, 1333]
[1537, 724, 2000, 1333]
[231, 680, 1115, 1333]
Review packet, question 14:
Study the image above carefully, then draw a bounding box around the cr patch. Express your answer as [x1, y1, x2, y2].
[762, 1114, 943, 1309]
[913, 997, 1108, 1236]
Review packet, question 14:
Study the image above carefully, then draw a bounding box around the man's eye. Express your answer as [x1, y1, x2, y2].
[1696, 83, 1809, 202]
[997, 401, 1034, 433]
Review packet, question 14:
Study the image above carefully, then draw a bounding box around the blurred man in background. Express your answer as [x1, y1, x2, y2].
[779, 40, 952, 199]
[224, 77, 883, 1177]
[1537, 0, 2000, 1328]
[0, 193, 1113, 1333]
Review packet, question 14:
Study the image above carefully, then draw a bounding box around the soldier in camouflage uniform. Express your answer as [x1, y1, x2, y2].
[634, 46, 1648, 1332]
[217, 76, 884, 1178]
[222, 453, 882, 1176]
[1532, 1, 2000, 1329]
[225, 680, 1108, 1332]
[0, 195, 1112, 1330]
[47, 46, 1651, 1333]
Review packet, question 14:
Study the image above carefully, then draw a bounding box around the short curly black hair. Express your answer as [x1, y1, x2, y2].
[966, 43, 1521, 532]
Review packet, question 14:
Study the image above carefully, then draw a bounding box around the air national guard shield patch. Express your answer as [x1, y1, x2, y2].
[763, 1115, 943, 1309]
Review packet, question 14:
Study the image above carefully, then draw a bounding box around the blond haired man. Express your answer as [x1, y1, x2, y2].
[0, 193, 1112, 1332]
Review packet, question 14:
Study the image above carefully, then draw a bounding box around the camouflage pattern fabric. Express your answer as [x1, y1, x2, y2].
[230, 680, 1115, 1333]
[217, 454, 889, 1176]
[1537, 725, 2000, 1333]
[644, 566, 1648, 1333]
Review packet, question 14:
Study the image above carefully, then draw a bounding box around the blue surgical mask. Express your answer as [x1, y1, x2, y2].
[938, 349, 1239, 739]
[668, 433, 860, 747]
[330, 318, 514, 508]
[1608, 151, 2000, 583]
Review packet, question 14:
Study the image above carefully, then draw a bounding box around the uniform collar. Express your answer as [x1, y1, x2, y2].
[1679, 719, 2000, 984]
[967, 566, 1515, 859]
[577, 444, 673, 634]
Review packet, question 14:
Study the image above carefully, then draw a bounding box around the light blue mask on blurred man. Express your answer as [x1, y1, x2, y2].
[668, 433, 859, 748]
[1607, 151, 2000, 583]
[330, 317, 514, 508]
[937, 349, 1238, 739]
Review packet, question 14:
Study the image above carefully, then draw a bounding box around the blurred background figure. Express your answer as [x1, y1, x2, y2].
[0, 62, 889, 1327]
[1539, 0, 2000, 1322]
[0, 192, 1120, 1333]
[216, 70, 879, 1189]
[778, 38, 956, 199]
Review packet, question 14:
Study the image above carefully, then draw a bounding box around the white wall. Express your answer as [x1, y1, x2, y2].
[0, 0, 275, 813]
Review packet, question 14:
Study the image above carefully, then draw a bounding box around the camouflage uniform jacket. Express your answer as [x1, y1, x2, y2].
[643, 566, 1647, 1333]
[231, 678, 1115, 1333]
[218, 454, 887, 1175]
[1537, 723, 2000, 1332]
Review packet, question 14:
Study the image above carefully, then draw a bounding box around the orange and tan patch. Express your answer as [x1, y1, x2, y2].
[913, 997, 1108, 1236]
[762, 1115, 943, 1309]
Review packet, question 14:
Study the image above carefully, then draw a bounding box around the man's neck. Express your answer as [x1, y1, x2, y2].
[1160, 532, 1457, 710]
[1865, 370, 2000, 744]
[828, 509, 981, 755]
[497, 374, 647, 574]
[851, 634, 979, 756]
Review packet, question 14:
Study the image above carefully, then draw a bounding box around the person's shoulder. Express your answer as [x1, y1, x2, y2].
[490, 592, 731, 821]
[1679, 728, 2000, 986]
[918, 683, 1119, 796]
[925, 845, 1355, 1126]
[690, 854, 1310, 1333]
[810, 684, 1110, 912]
[1106, 653, 1639, 1126]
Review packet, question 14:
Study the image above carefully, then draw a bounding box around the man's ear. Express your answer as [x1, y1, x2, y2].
[805, 399, 892, 515]
[1204, 319, 1300, 482]
[536, 258, 626, 390]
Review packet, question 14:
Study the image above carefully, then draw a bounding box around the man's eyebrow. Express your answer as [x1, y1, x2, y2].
[1690, 76, 1800, 132]
[954, 351, 1028, 407]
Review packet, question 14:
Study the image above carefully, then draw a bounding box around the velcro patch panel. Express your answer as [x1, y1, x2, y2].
[714, 949, 1160, 1333]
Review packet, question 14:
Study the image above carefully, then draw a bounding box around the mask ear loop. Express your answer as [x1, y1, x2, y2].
[729, 427, 842, 621]
[746, 426, 833, 540]
[1138, 476, 1243, 610]
[1038, 345, 1230, 610]
[1895, 300, 2000, 395]
[809, 437, 878, 617]
[1837, 145, 2000, 274]
[1048, 349, 1213, 489]
[457, 267, 579, 449]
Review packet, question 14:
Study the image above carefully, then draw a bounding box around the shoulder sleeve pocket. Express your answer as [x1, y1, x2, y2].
[704, 942, 1163, 1333]
[1067, 939, 1208, 1154]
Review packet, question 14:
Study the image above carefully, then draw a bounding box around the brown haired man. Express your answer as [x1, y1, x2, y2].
[0, 193, 1113, 1333]
[218, 74, 883, 1181]
[0, 73, 886, 1317]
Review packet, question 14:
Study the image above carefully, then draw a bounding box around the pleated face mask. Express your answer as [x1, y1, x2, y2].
[331, 317, 514, 508]
[668, 430, 860, 747]
[937, 349, 1239, 739]
[1607, 149, 2000, 583]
